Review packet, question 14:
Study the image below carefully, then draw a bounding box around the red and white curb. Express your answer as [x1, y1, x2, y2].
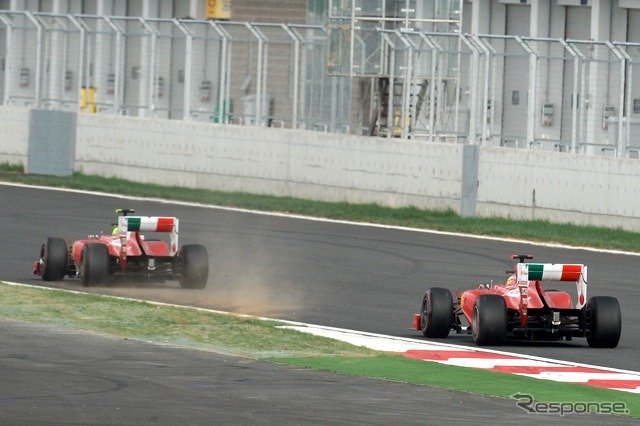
[280, 324, 640, 394]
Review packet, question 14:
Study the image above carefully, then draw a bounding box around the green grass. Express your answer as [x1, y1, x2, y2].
[0, 282, 637, 418]
[2, 163, 640, 252]
[0, 162, 23, 173]
[0, 283, 378, 359]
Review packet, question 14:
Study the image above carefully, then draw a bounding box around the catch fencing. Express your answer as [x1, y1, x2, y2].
[0, 11, 337, 131]
[1, 10, 639, 158]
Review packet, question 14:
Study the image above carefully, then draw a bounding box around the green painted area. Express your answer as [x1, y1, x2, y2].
[527, 263, 545, 280]
[126, 217, 141, 231]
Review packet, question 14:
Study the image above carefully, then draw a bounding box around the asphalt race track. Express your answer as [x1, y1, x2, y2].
[1, 183, 639, 423]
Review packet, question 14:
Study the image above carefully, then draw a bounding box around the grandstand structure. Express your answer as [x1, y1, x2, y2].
[2, 0, 640, 158]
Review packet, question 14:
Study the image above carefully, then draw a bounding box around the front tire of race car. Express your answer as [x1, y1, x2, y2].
[472, 295, 507, 346]
[40, 237, 68, 281]
[179, 244, 209, 289]
[80, 244, 109, 287]
[420, 287, 454, 338]
[586, 296, 621, 348]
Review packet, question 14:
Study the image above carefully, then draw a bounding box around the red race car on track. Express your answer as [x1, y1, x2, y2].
[34, 209, 209, 289]
[413, 255, 621, 347]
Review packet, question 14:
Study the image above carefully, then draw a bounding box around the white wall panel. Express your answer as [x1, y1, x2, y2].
[0, 105, 29, 164]
[74, 113, 463, 211]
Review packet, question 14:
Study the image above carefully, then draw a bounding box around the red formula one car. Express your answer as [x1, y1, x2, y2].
[34, 209, 209, 289]
[413, 255, 621, 347]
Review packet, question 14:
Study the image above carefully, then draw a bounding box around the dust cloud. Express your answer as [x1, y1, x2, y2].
[67, 225, 311, 319]
[103, 258, 305, 319]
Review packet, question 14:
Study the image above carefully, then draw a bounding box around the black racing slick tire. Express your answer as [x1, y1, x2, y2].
[179, 244, 209, 289]
[586, 296, 622, 348]
[472, 295, 507, 346]
[80, 244, 109, 287]
[420, 287, 454, 338]
[40, 237, 68, 281]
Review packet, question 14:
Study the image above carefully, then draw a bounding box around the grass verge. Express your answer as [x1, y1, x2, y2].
[1, 282, 638, 418]
[0, 283, 378, 359]
[2, 164, 640, 253]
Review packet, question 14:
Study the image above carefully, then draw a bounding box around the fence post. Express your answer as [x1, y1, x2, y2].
[614, 42, 636, 156]
[471, 35, 491, 145]
[68, 15, 85, 114]
[0, 13, 13, 105]
[515, 36, 537, 149]
[458, 34, 479, 145]
[607, 41, 626, 158]
[20, 12, 43, 108]
[173, 19, 193, 120]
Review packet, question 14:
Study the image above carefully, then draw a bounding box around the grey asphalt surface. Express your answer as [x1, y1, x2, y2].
[0, 319, 632, 425]
[0, 183, 638, 424]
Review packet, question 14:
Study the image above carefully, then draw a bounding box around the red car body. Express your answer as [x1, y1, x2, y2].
[71, 233, 171, 264]
[460, 280, 574, 320]
[414, 255, 621, 347]
[34, 211, 209, 289]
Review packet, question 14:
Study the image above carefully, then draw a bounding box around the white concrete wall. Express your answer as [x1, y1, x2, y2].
[74, 113, 463, 211]
[4, 105, 640, 232]
[0, 106, 29, 164]
[477, 146, 640, 230]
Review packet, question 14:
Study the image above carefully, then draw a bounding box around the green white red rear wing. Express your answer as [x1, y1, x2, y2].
[118, 216, 179, 256]
[516, 263, 587, 309]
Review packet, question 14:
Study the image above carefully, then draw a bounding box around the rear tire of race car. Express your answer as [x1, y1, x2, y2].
[420, 287, 454, 338]
[80, 244, 109, 287]
[40, 237, 68, 281]
[586, 296, 621, 348]
[472, 295, 507, 346]
[179, 244, 209, 289]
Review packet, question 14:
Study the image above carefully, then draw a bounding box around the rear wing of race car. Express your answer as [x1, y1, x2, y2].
[516, 262, 587, 309]
[118, 216, 179, 256]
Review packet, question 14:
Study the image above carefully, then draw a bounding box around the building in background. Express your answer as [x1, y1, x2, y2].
[2, 0, 640, 158]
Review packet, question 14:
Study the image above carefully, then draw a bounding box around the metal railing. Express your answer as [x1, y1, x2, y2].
[1, 10, 639, 158]
[0, 11, 338, 130]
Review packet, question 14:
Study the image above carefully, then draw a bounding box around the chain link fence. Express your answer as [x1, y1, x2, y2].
[1, 11, 639, 158]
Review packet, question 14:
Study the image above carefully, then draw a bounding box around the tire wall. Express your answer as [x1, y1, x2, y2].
[3, 105, 640, 232]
